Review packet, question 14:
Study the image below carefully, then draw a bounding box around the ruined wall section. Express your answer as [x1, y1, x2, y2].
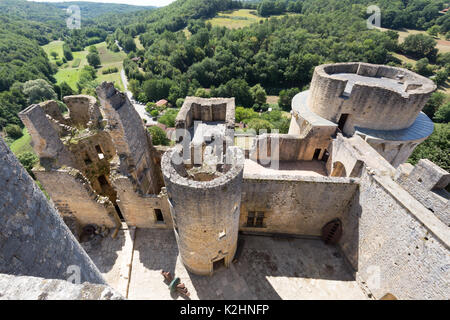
[241, 174, 359, 236]
[63, 95, 102, 129]
[112, 176, 172, 228]
[34, 168, 121, 229]
[161, 146, 244, 275]
[176, 97, 235, 130]
[96, 82, 163, 195]
[0, 138, 105, 284]
[395, 160, 449, 225]
[18, 105, 76, 168]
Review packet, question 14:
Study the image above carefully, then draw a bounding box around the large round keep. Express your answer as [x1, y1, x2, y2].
[307, 62, 436, 130]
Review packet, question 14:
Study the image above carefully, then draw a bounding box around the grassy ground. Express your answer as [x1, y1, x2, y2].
[42, 41, 126, 91]
[379, 27, 450, 53]
[135, 36, 145, 50]
[42, 40, 65, 61]
[96, 42, 127, 91]
[9, 128, 33, 156]
[207, 9, 296, 29]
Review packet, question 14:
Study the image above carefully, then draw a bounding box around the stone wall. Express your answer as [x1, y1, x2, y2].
[330, 135, 450, 300]
[0, 273, 122, 300]
[96, 82, 164, 195]
[34, 168, 121, 229]
[240, 174, 359, 236]
[161, 146, 244, 275]
[0, 138, 105, 284]
[176, 97, 235, 130]
[340, 169, 450, 300]
[396, 160, 449, 225]
[112, 176, 172, 228]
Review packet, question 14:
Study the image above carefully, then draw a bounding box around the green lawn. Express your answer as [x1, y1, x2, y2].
[135, 36, 145, 50]
[9, 128, 34, 156]
[42, 40, 65, 62]
[43, 41, 126, 91]
[207, 9, 298, 29]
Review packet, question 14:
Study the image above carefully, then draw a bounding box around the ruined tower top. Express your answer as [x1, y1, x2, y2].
[307, 62, 436, 131]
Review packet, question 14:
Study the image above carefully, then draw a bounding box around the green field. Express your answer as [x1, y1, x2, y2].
[207, 9, 264, 29]
[207, 9, 297, 29]
[42, 41, 126, 91]
[135, 36, 145, 50]
[42, 40, 65, 61]
[9, 128, 33, 156]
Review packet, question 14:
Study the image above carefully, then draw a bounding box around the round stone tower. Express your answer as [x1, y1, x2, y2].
[307, 62, 436, 130]
[291, 62, 436, 167]
[161, 146, 244, 275]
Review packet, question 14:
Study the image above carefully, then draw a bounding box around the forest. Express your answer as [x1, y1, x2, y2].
[0, 0, 448, 170]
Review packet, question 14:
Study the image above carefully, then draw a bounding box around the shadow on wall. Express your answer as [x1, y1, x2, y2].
[338, 188, 362, 273]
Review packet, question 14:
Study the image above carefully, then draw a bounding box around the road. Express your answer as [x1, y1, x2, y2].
[120, 68, 156, 125]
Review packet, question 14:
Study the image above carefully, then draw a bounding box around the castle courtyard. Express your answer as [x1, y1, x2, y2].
[83, 227, 368, 300]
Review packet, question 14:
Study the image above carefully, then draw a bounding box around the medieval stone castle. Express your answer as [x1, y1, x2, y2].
[0, 62, 448, 299]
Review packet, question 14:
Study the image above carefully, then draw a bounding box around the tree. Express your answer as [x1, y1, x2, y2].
[409, 123, 449, 171]
[250, 84, 267, 105]
[427, 25, 440, 37]
[18, 151, 38, 178]
[278, 88, 300, 111]
[148, 126, 170, 146]
[415, 58, 433, 76]
[60, 81, 74, 99]
[88, 45, 98, 54]
[423, 91, 446, 119]
[4, 124, 23, 139]
[158, 108, 179, 128]
[50, 51, 58, 59]
[434, 69, 448, 86]
[434, 103, 450, 123]
[63, 44, 73, 61]
[235, 106, 258, 123]
[402, 34, 437, 59]
[143, 78, 174, 102]
[195, 88, 211, 98]
[22, 79, 57, 104]
[87, 52, 101, 68]
[247, 118, 274, 134]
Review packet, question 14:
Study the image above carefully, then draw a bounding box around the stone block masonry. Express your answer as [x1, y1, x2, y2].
[0, 137, 106, 285]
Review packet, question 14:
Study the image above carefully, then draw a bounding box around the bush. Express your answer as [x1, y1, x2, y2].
[148, 126, 170, 146]
[176, 98, 185, 108]
[87, 52, 101, 68]
[158, 108, 179, 128]
[5, 124, 23, 139]
[18, 152, 38, 178]
[101, 67, 119, 75]
[150, 109, 159, 117]
[434, 103, 450, 123]
[71, 58, 81, 68]
[423, 92, 446, 119]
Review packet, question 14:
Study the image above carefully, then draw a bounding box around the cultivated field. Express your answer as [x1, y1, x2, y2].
[41, 41, 126, 91]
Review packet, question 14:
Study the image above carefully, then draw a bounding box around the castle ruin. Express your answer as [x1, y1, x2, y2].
[0, 62, 448, 300]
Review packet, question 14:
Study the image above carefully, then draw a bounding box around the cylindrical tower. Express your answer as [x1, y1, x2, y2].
[161, 146, 244, 275]
[307, 62, 436, 130]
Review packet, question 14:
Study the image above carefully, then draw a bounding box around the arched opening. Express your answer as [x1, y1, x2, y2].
[331, 161, 347, 177]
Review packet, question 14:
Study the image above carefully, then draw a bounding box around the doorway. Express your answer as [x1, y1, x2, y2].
[337, 113, 350, 131]
[213, 258, 226, 272]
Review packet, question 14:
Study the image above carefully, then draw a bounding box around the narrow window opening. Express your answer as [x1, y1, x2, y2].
[322, 150, 330, 163]
[83, 153, 92, 165]
[98, 175, 108, 186]
[246, 211, 255, 227]
[95, 145, 105, 160]
[154, 209, 164, 223]
[213, 258, 225, 271]
[114, 204, 125, 221]
[338, 114, 350, 131]
[255, 212, 265, 228]
[219, 229, 226, 240]
[313, 148, 321, 160]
